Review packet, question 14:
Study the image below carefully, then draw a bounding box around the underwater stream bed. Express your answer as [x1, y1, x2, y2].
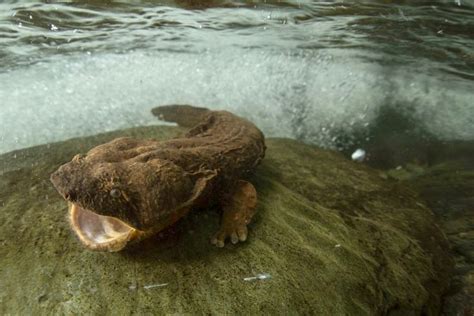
[0, 0, 473, 314]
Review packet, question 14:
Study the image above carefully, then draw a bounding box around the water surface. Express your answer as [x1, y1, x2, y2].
[0, 0, 473, 154]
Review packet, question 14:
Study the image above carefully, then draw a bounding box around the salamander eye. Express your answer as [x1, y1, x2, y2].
[64, 191, 76, 201]
[110, 189, 121, 198]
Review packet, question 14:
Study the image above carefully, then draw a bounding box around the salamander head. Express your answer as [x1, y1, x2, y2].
[50, 141, 212, 252]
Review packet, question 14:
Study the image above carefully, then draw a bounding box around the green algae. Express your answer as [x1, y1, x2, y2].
[0, 127, 452, 315]
[391, 159, 474, 315]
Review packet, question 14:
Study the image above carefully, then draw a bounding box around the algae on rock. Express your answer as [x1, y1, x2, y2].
[390, 159, 474, 316]
[0, 126, 452, 315]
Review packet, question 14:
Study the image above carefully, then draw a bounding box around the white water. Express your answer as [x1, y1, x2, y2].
[1, 48, 473, 154]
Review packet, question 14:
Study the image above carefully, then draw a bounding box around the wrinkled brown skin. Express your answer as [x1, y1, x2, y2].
[50, 105, 266, 248]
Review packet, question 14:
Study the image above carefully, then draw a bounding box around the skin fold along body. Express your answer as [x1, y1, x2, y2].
[50, 105, 266, 252]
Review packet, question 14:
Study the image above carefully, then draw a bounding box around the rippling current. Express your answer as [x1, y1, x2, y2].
[0, 0, 473, 154]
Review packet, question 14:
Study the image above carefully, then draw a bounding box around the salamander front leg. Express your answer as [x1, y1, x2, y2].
[211, 180, 257, 248]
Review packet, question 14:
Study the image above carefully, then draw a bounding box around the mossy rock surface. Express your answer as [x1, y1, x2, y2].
[0, 126, 452, 315]
[389, 159, 474, 315]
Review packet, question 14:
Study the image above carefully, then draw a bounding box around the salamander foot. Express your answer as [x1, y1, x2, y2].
[211, 180, 257, 248]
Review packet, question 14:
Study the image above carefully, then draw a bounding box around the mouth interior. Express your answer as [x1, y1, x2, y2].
[70, 203, 138, 251]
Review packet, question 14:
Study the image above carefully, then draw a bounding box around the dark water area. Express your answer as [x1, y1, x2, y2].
[0, 0, 473, 314]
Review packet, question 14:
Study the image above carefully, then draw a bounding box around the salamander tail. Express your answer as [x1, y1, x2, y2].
[151, 105, 210, 128]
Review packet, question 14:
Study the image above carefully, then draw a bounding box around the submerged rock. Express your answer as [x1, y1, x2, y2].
[389, 159, 474, 316]
[0, 126, 452, 315]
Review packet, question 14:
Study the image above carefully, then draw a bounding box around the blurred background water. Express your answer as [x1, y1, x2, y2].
[0, 0, 473, 155]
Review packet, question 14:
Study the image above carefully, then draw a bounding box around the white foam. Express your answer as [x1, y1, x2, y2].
[0, 49, 472, 154]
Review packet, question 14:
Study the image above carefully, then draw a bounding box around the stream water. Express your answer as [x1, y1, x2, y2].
[1, 1, 474, 314]
[0, 0, 473, 155]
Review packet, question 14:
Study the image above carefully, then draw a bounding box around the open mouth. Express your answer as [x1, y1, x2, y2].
[69, 203, 142, 252]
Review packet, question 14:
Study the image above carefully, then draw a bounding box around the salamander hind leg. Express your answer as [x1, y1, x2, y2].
[211, 180, 257, 248]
